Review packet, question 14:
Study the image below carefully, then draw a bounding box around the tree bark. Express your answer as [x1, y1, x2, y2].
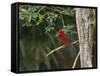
[75, 8, 93, 68]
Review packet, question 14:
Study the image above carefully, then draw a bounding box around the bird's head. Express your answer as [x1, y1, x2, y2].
[56, 29, 65, 37]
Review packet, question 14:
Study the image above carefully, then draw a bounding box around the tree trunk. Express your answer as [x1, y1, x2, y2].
[75, 8, 93, 68]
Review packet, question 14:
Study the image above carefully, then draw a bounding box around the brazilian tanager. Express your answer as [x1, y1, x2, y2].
[57, 30, 79, 46]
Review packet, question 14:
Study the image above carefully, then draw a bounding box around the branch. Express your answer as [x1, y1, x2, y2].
[46, 45, 66, 57]
[46, 40, 79, 57]
[60, 12, 65, 27]
[72, 50, 80, 68]
[38, 6, 46, 13]
[54, 8, 65, 27]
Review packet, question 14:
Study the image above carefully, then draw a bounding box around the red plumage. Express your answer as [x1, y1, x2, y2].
[58, 30, 72, 45]
[58, 30, 79, 46]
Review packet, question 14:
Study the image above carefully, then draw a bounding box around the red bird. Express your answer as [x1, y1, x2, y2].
[58, 30, 71, 45]
[57, 30, 79, 46]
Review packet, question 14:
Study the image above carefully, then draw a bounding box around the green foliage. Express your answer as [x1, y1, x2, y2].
[19, 5, 79, 71]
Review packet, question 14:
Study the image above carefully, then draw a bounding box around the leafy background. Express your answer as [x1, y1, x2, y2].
[19, 4, 96, 72]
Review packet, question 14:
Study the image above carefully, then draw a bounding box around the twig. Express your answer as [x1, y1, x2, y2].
[46, 40, 79, 57]
[60, 12, 65, 27]
[72, 50, 80, 68]
[54, 8, 65, 27]
[38, 6, 46, 13]
[46, 45, 66, 57]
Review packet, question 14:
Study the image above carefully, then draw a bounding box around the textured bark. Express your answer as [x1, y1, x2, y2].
[75, 8, 93, 68]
